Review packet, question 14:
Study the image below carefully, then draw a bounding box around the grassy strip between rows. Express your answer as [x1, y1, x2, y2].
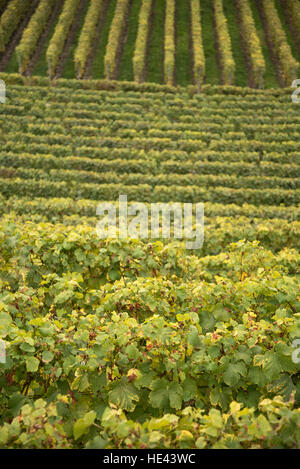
[175, 0, 191, 86]
[118, 0, 140, 81]
[146, 0, 165, 83]
[91, 0, 117, 79]
[200, 0, 220, 85]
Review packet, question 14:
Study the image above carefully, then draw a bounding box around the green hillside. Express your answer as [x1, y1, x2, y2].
[0, 0, 300, 451]
[0, 75, 299, 448]
[0, 0, 300, 87]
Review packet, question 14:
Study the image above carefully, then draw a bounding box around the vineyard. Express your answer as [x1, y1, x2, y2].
[0, 74, 299, 449]
[0, 0, 299, 87]
[0, 0, 300, 453]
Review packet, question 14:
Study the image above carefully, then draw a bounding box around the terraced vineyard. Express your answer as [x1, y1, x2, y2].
[0, 0, 300, 452]
[0, 0, 300, 87]
[0, 73, 299, 449]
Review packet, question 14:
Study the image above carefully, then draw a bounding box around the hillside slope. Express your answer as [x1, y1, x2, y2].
[0, 75, 299, 448]
[0, 0, 300, 87]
